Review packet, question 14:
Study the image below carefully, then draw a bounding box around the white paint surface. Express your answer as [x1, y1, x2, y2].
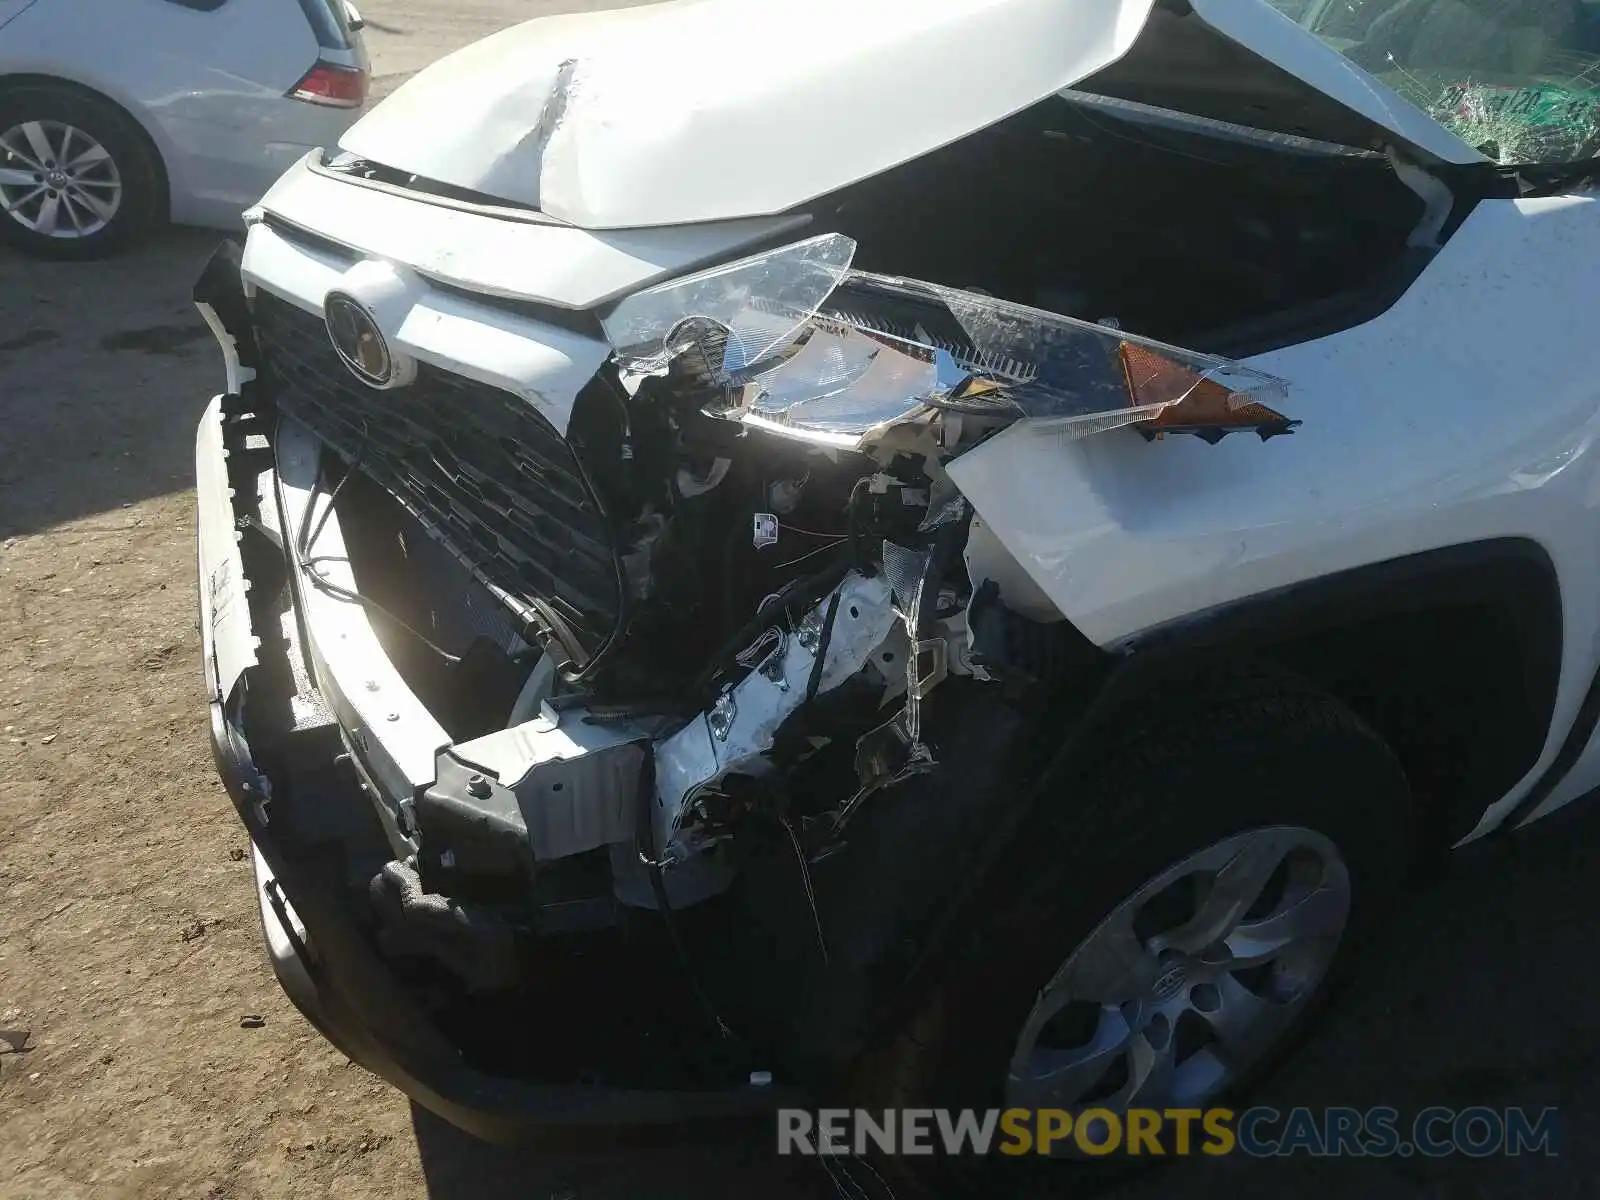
[340, 0, 1158, 227]
[949, 194, 1600, 837]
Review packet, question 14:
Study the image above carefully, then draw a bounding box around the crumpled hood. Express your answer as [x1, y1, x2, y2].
[338, 0, 1158, 229]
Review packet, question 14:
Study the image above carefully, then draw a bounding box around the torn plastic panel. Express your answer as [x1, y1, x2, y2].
[418, 704, 653, 872]
[602, 236, 1297, 450]
[602, 233, 858, 386]
[650, 571, 897, 864]
[848, 507, 973, 824]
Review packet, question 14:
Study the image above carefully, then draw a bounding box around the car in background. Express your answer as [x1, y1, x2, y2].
[0, 0, 368, 258]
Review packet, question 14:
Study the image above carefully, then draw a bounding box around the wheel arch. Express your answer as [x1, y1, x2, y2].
[0, 71, 173, 217]
[1119, 537, 1563, 853]
[756, 540, 1562, 1080]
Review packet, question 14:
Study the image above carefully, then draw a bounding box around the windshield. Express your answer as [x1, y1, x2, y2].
[1267, 0, 1600, 163]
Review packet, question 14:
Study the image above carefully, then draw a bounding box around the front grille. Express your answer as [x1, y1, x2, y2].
[252, 290, 619, 659]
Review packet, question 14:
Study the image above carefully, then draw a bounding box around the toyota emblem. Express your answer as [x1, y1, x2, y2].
[325, 293, 392, 387]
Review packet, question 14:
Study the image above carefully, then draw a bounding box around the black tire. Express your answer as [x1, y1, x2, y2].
[0, 82, 165, 260]
[862, 663, 1413, 1194]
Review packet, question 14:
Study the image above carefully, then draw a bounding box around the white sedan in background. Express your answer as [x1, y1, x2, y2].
[0, 0, 369, 258]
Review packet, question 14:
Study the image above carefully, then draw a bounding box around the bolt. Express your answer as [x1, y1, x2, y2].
[385, 712, 399, 722]
[466, 774, 491, 799]
[364, 680, 380, 692]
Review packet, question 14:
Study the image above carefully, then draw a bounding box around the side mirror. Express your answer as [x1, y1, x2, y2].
[344, 1, 365, 31]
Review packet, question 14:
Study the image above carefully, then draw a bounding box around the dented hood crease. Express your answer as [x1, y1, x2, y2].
[340, 0, 1480, 232]
[339, 0, 1160, 229]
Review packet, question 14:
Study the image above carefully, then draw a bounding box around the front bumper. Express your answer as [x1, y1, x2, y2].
[195, 391, 799, 1136]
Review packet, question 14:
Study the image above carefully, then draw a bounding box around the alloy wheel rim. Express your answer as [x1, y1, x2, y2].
[1005, 826, 1351, 1140]
[0, 120, 123, 238]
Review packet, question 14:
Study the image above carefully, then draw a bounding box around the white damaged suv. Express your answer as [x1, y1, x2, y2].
[193, 0, 1600, 1175]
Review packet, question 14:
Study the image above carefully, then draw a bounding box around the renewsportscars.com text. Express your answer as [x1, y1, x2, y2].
[777, 1106, 1560, 1158]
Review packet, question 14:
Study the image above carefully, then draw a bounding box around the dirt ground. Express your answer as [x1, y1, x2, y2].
[0, 9, 807, 1198]
[6, 5, 1600, 1198]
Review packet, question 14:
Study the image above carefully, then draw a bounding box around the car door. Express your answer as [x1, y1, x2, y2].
[139, 0, 367, 218]
[6, 0, 367, 224]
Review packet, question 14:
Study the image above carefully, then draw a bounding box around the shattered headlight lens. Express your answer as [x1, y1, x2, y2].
[601, 234, 1294, 448]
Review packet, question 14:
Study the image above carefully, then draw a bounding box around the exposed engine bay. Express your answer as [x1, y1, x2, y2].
[288, 233, 1300, 938]
[234, 80, 1471, 1041]
[247, 244, 1315, 1061]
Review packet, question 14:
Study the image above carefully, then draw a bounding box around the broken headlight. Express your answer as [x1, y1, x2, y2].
[601, 233, 1296, 449]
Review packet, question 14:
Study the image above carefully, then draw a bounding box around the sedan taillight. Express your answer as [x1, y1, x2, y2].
[288, 62, 368, 108]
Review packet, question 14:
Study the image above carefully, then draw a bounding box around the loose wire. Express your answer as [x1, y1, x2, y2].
[294, 455, 464, 666]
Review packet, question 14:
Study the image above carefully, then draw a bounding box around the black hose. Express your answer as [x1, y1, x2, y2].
[689, 554, 851, 702]
[295, 454, 464, 666]
[803, 591, 842, 705]
[633, 761, 735, 1044]
[911, 505, 974, 640]
[550, 421, 632, 688]
[846, 475, 873, 574]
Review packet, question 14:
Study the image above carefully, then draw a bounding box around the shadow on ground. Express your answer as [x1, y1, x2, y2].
[1093, 801, 1600, 1200]
[410, 1108, 848, 1199]
[411, 803, 1600, 1200]
[0, 228, 223, 541]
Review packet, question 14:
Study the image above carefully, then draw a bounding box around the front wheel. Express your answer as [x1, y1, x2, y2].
[0, 84, 164, 259]
[1003, 823, 1352, 1123]
[867, 664, 1413, 1182]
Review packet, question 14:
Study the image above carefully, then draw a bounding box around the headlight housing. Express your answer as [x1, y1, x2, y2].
[601, 233, 1294, 449]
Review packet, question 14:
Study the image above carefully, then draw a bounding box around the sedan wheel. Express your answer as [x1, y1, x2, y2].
[0, 119, 124, 240]
[0, 84, 162, 259]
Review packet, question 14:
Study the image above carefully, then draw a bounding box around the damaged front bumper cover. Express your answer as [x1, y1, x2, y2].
[196, 392, 802, 1134]
[193, 198, 1305, 1126]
